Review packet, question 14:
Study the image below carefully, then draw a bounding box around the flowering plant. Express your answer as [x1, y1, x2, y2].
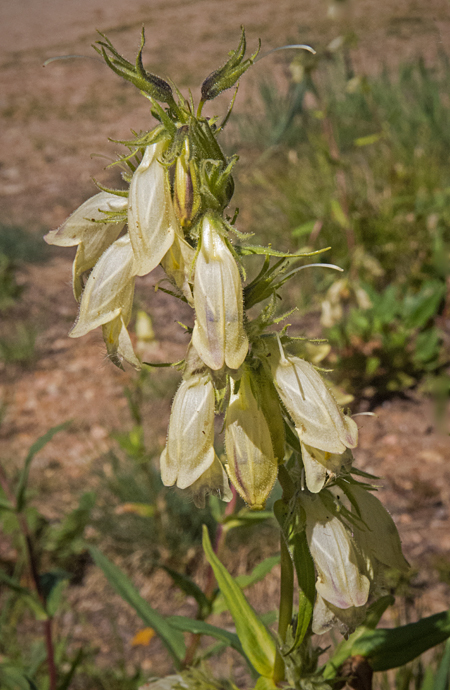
[44, 28, 450, 690]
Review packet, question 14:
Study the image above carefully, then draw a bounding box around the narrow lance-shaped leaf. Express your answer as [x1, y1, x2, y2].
[202, 525, 276, 678]
[89, 547, 186, 667]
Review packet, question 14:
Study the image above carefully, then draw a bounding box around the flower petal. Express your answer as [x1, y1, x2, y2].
[102, 315, 140, 370]
[189, 455, 232, 509]
[128, 142, 176, 277]
[160, 374, 216, 489]
[70, 234, 135, 337]
[192, 215, 248, 370]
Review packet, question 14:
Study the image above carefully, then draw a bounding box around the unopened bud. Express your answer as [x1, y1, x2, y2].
[173, 138, 200, 228]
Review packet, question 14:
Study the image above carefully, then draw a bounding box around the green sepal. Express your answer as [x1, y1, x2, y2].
[202, 525, 276, 677]
[201, 27, 261, 101]
[94, 30, 174, 105]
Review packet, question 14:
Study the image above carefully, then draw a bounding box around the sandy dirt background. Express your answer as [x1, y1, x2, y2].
[1, 0, 450, 680]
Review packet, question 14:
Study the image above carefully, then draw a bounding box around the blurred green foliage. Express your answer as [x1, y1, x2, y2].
[235, 49, 450, 399]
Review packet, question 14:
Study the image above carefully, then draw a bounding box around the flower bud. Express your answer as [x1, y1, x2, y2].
[44, 191, 127, 300]
[225, 370, 278, 509]
[302, 493, 370, 610]
[192, 214, 248, 370]
[266, 340, 357, 454]
[128, 141, 177, 277]
[173, 138, 200, 228]
[160, 374, 216, 490]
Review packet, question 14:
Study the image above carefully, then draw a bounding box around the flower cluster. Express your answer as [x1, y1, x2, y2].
[46, 28, 408, 636]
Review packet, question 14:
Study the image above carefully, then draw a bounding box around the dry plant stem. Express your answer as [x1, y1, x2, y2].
[182, 487, 238, 668]
[273, 465, 296, 684]
[0, 462, 57, 690]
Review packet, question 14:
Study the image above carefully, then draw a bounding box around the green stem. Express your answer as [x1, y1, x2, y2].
[273, 532, 294, 684]
[273, 465, 295, 684]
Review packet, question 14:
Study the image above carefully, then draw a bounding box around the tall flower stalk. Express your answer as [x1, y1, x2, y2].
[46, 28, 410, 689]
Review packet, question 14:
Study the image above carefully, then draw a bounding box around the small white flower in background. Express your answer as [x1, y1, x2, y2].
[192, 213, 248, 371]
[128, 140, 177, 277]
[44, 191, 128, 300]
[225, 369, 278, 509]
[265, 338, 358, 455]
[302, 493, 370, 613]
[160, 373, 217, 490]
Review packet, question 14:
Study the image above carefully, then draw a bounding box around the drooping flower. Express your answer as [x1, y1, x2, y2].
[192, 213, 248, 370]
[225, 369, 278, 509]
[127, 140, 177, 277]
[69, 234, 139, 368]
[160, 373, 216, 490]
[44, 191, 128, 300]
[301, 492, 370, 612]
[264, 338, 357, 491]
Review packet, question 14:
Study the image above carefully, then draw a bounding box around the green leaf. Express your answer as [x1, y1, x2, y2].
[0, 666, 33, 690]
[89, 547, 186, 667]
[354, 132, 384, 147]
[222, 509, 274, 531]
[291, 220, 317, 238]
[213, 556, 280, 615]
[161, 565, 211, 618]
[202, 525, 276, 677]
[0, 570, 48, 620]
[433, 638, 450, 690]
[323, 595, 394, 678]
[0, 498, 14, 512]
[351, 609, 450, 672]
[39, 570, 70, 617]
[290, 531, 315, 651]
[57, 647, 84, 690]
[253, 677, 278, 690]
[16, 422, 71, 512]
[166, 616, 248, 660]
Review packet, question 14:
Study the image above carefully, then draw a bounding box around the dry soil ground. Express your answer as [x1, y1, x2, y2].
[1, 0, 450, 683]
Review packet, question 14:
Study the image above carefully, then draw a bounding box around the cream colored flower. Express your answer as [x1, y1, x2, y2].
[160, 374, 216, 490]
[70, 234, 136, 337]
[128, 141, 177, 277]
[44, 191, 127, 300]
[302, 493, 370, 611]
[225, 370, 278, 509]
[192, 214, 248, 370]
[69, 233, 139, 368]
[266, 339, 358, 454]
[312, 593, 367, 635]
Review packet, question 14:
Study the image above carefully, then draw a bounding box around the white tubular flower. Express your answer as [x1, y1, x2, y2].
[160, 374, 216, 490]
[128, 141, 177, 277]
[266, 340, 358, 454]
[189, 455, 232, 509]
[300, 444, 353, 494]
[192, 214, 248, 371]
[302, 493, 370, 610]
[44, 191, 127, 300]
[225, 370, 278, 509]
[350, 485, 409, 577]
[70, 234, 136, 338]
[160, 229, 195, 305]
